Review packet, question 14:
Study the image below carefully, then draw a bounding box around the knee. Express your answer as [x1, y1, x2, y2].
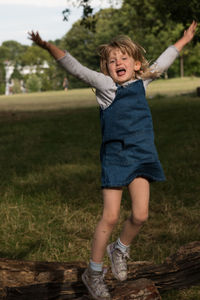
[101, 213, 119, 228]
[130, 212, 148, 226]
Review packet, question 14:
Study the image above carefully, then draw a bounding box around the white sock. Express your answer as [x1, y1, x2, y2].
[89, 260, 103, 272]
[115, 238, 130, 253]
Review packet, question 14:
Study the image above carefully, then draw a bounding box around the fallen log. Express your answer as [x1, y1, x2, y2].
[0, 241, 199, 299]
[126, 240, 200, 291]
[0, 278, 161, 300]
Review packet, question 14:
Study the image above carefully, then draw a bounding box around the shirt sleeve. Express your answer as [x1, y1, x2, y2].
[57, 52, 117, 109]
[57, 52, 115, 91]
[143, 45, 179, 88]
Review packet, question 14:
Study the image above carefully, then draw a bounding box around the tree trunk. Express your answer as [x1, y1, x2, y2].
[180, 55, 184, 77]
[0, 241, 199, 299]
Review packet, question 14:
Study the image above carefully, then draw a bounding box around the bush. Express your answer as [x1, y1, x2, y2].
[12, 79, 21, 94]
[0, 83, 5, 95]
[26, 74, 42, 93]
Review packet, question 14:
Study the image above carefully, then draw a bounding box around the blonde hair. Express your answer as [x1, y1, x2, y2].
[98, 35, 159, 80]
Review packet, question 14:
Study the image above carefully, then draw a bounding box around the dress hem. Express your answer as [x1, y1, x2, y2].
[101, 172, 166, 188]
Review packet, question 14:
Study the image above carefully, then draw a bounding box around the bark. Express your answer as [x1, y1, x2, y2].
[0, 241, 199, 299]
[0, 279, 161, 300]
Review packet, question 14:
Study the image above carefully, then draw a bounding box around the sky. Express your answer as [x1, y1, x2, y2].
[0, 0, 121, 46]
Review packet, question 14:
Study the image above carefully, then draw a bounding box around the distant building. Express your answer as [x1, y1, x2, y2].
[4, 61, 49, 95]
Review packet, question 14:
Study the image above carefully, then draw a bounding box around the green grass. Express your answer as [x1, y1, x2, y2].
[0, 76, 199, 111]
[0, 88, 97, 111]
[0, 78, 200, 299]
[146, 76, 200, 97]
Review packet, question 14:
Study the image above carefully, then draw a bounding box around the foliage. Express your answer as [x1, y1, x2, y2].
[63, 0, 97, 31]
[0, 62, 5, 94]
[21, 45, 51, 66]
[26, 74, 42, 93]
[34, 61, 66, 92]
[0, 83, 5, 95]
[11, 79, 22, 94]
[184, 43, 200, 76]
[65, 0, 200, 27]
[155, 0, 200, 25]
[11, 64, 23, 80]
[61, 3, 200, 82]
[0, 0, 200, 91]
[60, 18, 99, 88]
[0, 41, 28, 64]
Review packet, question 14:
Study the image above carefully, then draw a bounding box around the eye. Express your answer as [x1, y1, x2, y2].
[122, 57, 127, 60]
[109, 59, 115, 64]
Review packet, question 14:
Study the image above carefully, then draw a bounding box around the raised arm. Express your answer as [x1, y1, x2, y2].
[28, 31, 116, 109]
[28, 31, 65, 60]
[28, 31, 112, 88]
[174, 21, 197, 52]
[144, 21, 198, 87]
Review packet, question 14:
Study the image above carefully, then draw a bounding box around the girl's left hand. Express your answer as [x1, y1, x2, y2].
[183, 21, 198, 43]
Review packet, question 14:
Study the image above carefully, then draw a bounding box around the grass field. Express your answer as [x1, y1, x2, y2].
[0, 77, 200, 299]
[0, 76, 199, 111]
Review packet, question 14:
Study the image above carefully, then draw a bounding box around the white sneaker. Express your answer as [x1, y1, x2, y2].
[82, 267, 111, 300]
[107, 242, 129, 281]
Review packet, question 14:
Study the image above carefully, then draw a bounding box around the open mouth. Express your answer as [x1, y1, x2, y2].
[116, 68, 126, 76]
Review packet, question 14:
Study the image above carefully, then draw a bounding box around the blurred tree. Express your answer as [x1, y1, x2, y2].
[0, 41, 27, 63]
[155, 0, 200, 25]
[39, 62, 66, 91]
[12, 79, 21, 94]
[11, 64, 23, 80]
[63, 0, 96, 30]
[0, 62, 5, 94]
[26, 74, 42, 93]
[184, 43, 200, 76]
[0, 0, 199, 92]
[63, 0, 200, 27]
[61, 0, 200, 82]
[21, 45, 51, 66]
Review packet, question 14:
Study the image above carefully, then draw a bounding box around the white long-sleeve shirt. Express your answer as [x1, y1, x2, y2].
[58, 45, 179, 110]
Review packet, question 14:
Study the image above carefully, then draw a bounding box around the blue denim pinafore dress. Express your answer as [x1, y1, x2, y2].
[100, 80, 165, 188]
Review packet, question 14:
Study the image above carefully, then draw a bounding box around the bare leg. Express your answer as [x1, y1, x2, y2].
[119, 177, 150, 246]
[91, 188, 123, 263]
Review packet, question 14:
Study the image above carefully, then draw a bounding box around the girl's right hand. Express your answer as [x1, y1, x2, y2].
[28, 31, 48, 49]
[28, 30, 66, 60]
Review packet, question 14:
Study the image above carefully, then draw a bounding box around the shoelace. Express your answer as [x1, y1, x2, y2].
[122, 251, 130, 259]
[92, 269, 109, 293]
[114, 249, 129, 271]
[113, 245, 130, 258]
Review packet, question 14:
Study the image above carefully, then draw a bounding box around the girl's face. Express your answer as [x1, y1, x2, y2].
[107, 48, 141, 84]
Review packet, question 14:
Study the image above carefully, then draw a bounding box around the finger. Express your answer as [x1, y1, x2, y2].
[193, 21, 198, 30]
[29, 30, 35, 36]
[191, 20, 197, 30]
[187, 21, 197, 34]
[27, 31, 34, 40]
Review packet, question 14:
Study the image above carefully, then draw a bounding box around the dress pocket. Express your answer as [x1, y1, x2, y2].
[124, 130, 158, 163]
[103, 139, 127, 165]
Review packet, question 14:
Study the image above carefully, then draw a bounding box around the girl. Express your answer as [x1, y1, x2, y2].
[29, 20, 197, 300]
